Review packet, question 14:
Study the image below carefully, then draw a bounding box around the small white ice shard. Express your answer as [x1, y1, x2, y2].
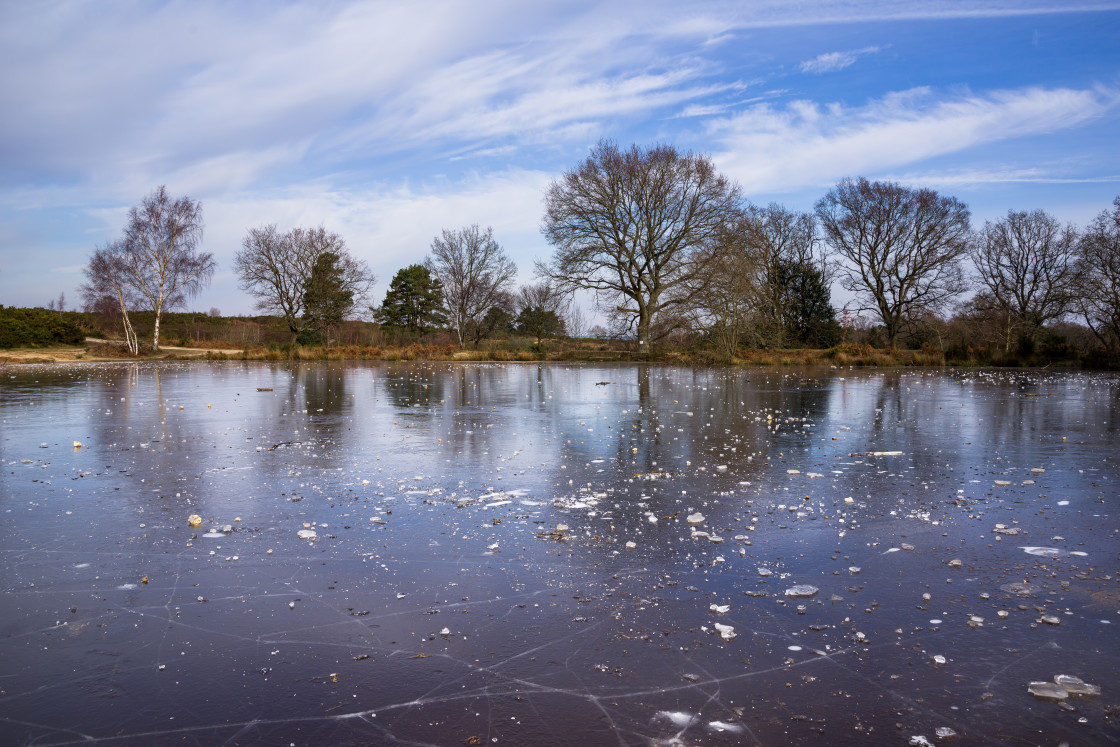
[1020, 546, 1061, 556]
[709, 603, 730, 614]
[713, 622, 736, 641]
[686, 513, 705, 525]
[296, 529, 317, 540]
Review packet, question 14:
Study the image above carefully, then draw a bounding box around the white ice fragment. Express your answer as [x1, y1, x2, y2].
[909, 737, 934, 747]
[625, 541, 637, 550]
[1020, 546, 1061, 556]
[786, 469, 800, 475]
[784, 585, 819, 598]
[655, 711, 695, 727]
[439, 627, 451, 636]
[296, 529, 317, 540]
[713, 622, 736, 641]
[931, 654, 946, 666]
[758, 567, 772, 577]
[1027, 681, 1068, 701]
[709, 603, 730, 614]
[708, 721, 742, 733]
[686, 513, 705, 525]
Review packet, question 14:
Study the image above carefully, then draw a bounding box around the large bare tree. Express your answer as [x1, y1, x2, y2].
[969, 209, 1079, 348]
[425, 224, 516, 347]
[235, 224, 374, 337]
[1077, 196, 1120, 352]
[80, 240, 141, 354]
[537, 140, 743, 352]
[816, 177, 970, 347]
[117, 185, 215, 349]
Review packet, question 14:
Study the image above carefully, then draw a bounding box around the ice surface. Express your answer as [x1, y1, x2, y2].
[1, 362, 1117, 745]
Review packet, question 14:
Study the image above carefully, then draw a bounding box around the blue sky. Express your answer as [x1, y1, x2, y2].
[1, 0, 1118, 315]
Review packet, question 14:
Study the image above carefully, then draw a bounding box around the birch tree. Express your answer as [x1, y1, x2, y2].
[80, 240, 140, 354]
[119, 186, 214, 349]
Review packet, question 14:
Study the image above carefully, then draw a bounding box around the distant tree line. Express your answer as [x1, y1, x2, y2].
[69, 145, 1120, 364]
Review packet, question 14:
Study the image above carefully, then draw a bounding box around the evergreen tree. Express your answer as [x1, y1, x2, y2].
[300, 252, 353, 345]
[375, 264, 446, 335]
[515, 306, 565, 343]
[770, 259, 840, 347]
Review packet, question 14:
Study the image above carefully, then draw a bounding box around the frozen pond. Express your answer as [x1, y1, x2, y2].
[1, 362, 1118, 745]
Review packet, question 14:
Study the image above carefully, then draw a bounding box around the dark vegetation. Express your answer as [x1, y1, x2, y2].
[0, 306, 84, 348]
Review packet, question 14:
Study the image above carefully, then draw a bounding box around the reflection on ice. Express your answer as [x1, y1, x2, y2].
[1, 362, 1118, 745]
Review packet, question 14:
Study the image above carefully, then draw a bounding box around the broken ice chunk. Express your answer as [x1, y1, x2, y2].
[709, 603, 730, 615]
[784, 585, 819, 598]
[1053, 674, 1101, 697]
[713, 623, 736, 641]
[296, 529, 317, 540]
[686, 513, 705, 525]
[1027, 681, 1068, 701]
[187, 514, 203, 528]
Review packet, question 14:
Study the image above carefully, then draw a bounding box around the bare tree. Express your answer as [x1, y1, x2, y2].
[969, 209, 1079, 348]
[426, 224, 517, 347]
[235, 224, 374, 336]
[816, 177, 970, 347]
[80, 240, 140, 354]
[1077, 196, 1120, 352]
[566, 304, 589, 340]
[117, 185, 215, 349]
[687, 215, 764, 360]
[538, 140, 743, 353]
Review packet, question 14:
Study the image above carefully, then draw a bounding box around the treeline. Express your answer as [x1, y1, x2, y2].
[55, 141, 1120, 368]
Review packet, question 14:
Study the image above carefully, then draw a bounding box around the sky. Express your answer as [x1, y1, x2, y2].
[1, 0, 1119, 316]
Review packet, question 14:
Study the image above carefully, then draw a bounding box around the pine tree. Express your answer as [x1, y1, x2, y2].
[375, 264, 446, 335]
[300, 252, 353, 345]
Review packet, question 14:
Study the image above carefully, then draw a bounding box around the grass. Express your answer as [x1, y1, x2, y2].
[0, 336, 1092, 369]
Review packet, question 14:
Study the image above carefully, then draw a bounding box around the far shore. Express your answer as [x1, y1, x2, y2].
[0, 338, 1085, 368]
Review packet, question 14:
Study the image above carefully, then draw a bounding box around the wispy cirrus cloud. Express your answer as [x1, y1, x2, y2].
[800, 46, 882, 73]
[710, 84, 1120, 193]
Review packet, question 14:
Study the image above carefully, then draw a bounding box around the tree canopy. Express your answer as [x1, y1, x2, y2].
[235, 225, 373, 337]
[426, 224, 516, 347]
[375, 264, 446, 335]
[538, 140, 743, 352]
[816, 178, 970, 347]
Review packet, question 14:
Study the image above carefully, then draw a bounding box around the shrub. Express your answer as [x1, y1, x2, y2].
[0, 306, 85, 348]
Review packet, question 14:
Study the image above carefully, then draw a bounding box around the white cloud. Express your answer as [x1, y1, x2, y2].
[800, 46, 881, 74]
[192, 168, 555, 314]
[710, 84, 1120, 194]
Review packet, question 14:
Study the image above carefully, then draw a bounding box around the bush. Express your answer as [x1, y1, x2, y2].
[0, 306, 85, 348]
